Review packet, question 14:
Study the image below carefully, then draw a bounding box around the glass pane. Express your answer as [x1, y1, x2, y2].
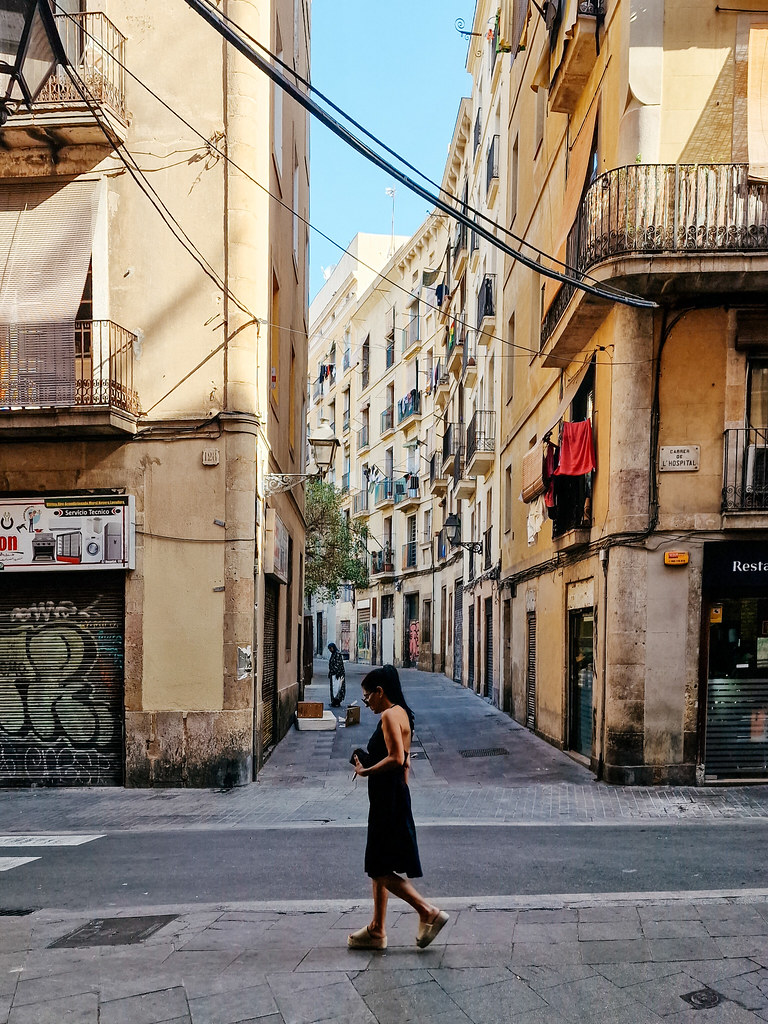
[21, 5, 57, 101]
[750, 364, 768, 427]
[569, 610, 594, 758]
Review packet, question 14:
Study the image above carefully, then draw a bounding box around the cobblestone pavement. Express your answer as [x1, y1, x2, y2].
[3, 662, 768, 834]
[8, 892, 768, 1023]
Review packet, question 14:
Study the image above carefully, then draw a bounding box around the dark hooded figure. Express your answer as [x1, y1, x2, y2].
[327, 642, 346, 707]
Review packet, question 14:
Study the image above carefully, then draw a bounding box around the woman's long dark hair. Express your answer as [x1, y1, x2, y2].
[362, 665, 415, 729]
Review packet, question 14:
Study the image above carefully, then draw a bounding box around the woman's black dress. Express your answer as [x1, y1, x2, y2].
[364, 720, 422, 879]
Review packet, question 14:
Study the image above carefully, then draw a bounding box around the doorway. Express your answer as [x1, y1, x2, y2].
[568, 609, 594, 758]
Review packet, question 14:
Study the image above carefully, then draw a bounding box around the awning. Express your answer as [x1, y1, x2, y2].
[748, 25, 768, 183]
[541, 354, 593, 438]
[0, 179, 100, 324]
[541, 101, 599, 316]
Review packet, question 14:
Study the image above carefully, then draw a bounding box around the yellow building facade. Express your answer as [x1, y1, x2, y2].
[0, 0, 310, 787]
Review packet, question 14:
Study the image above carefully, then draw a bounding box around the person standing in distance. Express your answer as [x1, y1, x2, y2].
[327, 642, 346, 707]
[348, 665, 448, 950]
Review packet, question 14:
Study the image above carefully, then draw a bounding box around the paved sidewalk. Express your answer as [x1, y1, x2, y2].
[7, 891, 768, 1022]
[3, 663, 768, 833]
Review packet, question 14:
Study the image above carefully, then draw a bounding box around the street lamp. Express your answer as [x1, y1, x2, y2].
[264, 418, 340, 496]
[0, 0, 66, 125]
[444, 513, 483, 554]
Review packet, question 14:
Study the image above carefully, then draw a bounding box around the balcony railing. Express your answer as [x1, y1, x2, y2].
[477, 274, 496, 329]
[357, 424, 369, 450]
[542, 163, 768, 348]
[371, 547, 395, 575]
[487, 135, 500, 196]
[466, 410, 496, 465]
[397, 390, 421, 424]
[402, 310, 420, 352]
[353, 490, 369, 515]
[381, 406, 394, 433]
[40, 13, 127, 120]
[373, 477, 394, 506]
[343, 349, 351, 371]
[0, 320, 138, 414]
[722, 427, 768, 511]
[342, 411, 350, 433]
[453, 221, 468, 264]
[442, 423, 460, 466]
[430, 451, 446, 488]
[473, 107, 482, 156]
[341, 472, 350, 494]
[578, 0, 606, 13]
[462, 333, 477, 377]
[470, 228, 479, 258]
[386, 337, 395, 368]
[402, 542, 417, 570]
[394, 474, 419, 506]
[453, 445, 466, 487]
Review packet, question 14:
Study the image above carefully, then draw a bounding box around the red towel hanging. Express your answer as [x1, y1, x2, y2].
[554, 420, 596, 476]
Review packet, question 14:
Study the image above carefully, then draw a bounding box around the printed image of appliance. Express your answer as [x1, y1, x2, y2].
[55, 531, 82, 564]
[104, 521, 124, 562]
[32, 532, 56, 561]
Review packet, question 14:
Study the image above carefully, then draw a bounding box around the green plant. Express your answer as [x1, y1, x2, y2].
[304, 478, 369, 599]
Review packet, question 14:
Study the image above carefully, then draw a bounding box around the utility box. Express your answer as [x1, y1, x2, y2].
[297, 701, 323, 719]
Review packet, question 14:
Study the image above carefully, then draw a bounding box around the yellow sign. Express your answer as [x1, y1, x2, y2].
[664, 551, 689, 566]
[711, 606, 723, 624]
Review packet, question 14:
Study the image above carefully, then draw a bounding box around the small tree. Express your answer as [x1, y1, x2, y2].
[304, 478, 369, 600]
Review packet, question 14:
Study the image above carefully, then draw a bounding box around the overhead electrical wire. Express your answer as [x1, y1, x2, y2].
[50, 2, 657, 377]
[200, 0, 629, 297]
[181, 0, 656, 312]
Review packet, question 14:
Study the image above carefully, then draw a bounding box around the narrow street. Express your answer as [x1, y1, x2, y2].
[3, 664, 768, 1022]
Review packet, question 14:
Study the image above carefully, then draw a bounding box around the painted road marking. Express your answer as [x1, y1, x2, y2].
[0, 835, 104, 847]
[0, 857, 40, 872]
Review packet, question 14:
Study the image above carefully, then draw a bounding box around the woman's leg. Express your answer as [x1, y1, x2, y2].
[379, 873, 441, 923]
[369, 877, 388, 936]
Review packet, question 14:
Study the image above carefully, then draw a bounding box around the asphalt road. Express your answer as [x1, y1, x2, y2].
[3, 822, 768, 912]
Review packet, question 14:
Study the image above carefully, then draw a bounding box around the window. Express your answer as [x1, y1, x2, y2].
[535, 86, 546, 156]
[505, 465, 513, 533]
[292, 152, 300, 264]
[285, 535, 294, 654]
[510, 136, 519, 224]
[423, 507, 432, 544]
[422, 601, 432, 645]
[289, 346, 296, 450]
[506, 314, 515, 404]
[749, 360, 768, 426]
[273, 31, 284, 176]
[270, 272, 280, 407]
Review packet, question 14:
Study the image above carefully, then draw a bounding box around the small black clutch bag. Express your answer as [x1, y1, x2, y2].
[350, 747, 371, 767]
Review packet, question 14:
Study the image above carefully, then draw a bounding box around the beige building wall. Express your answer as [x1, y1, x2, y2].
[0, 0, 310, 787]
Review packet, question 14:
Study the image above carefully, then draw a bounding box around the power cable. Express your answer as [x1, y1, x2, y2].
[50, 2, 658, 372]
[181, 0, 656, 311]
[195, 0, 625, 295]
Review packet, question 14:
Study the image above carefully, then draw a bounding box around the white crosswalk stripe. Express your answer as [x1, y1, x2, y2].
[0, 857, 40, 872]
[0, 834, 104, 848]
[0, 834, 104, 873]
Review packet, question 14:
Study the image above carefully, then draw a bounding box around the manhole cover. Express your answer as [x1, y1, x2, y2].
[49, 915, 177, 948]
[459, 747, 509, 758]
[681, 989, 723, 1009]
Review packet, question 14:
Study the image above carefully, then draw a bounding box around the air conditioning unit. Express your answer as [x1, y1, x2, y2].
[746, 443, 768, 504]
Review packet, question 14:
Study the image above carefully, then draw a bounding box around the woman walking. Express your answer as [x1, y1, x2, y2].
[327, 642, 346, 707]
[348, 665, 448, 950]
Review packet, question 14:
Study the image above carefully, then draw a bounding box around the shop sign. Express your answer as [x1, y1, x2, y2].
[664, 551, 689, 566]
[659, 446, 700, 472]
[710, 605, 723, 624]
[0, 495, 135, 573]
[264, 508, 289, 584]
[703, 541, 768, 590]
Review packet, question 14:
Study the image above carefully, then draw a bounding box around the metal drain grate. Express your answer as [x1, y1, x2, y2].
[459, 747, 509, 758]
[681, 989, 723, 1009]
[49, 915, 177, 949]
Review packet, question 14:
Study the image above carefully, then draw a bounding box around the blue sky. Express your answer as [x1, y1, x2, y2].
[308, 1, 472, 299]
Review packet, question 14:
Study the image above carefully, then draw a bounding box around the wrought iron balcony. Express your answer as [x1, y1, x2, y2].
[722, 427, 768, 511]
[442, 423, 461, 468]
[462, 333, 477, 386]
[381, 406, 394, 434]
[466, 409, 496, 474]
[394, 474, 420, 511]
[486, 135, 500, 199]
[341, 472, 350, 495]
[353, 489, 370, 516]
[453, 222, 468, 277]
[476, 274, 496, 331]
[0, 319, 139, 434]
[430, 450, 447, 494]
[371, 546, 395, 576]
[373, 477, 394, 507]
[397, 390, 421, 424]
[357, 424, 369, 450]
[402, 310, 420, 353]
[541, 164, 768, 350]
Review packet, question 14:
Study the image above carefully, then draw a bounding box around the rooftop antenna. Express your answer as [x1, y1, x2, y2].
[385, 186, 396, 255]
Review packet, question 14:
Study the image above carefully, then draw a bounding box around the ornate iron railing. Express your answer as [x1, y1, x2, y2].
[442, 422, 460, 466]
[40, 13, 126, 119]
[466, 410, 496, 465]
[430, 451, 446, 487]
[723, 427, 768, 511]
[542, 163, 768, 348]
[0, 319, 138, 414]
[453, 445, 466, 487]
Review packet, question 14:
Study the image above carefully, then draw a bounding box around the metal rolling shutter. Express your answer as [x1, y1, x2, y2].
[706, 678, 768, 778]
[485, 598, 493, 699]
[261, 580, 279, 751]
[526, 611, 536, 729]
[453, 581, 463, 683]
[468, 602, 475, 687]
[0, 572, 124, 786]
